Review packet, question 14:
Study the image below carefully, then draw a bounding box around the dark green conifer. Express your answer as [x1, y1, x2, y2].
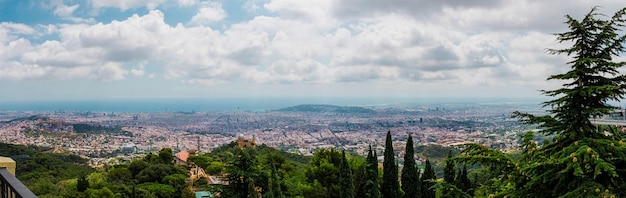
[443, 150, 455, 184]
[420, 159, 436, 198]
[401, 134, 419, 198]
[77, 174, 89, 192]
[510, 7, 626, 197]
[455, 164, 471, 194]
[365, 145, 381, 198]
[339, 150, 355, 198]
[382, 130, 399, 198]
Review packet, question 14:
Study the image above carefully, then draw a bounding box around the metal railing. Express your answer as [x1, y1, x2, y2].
[0, 168, 36, 198]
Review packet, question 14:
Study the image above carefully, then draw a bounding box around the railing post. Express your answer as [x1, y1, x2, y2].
[0, 157, 15, 176]
[0, 156, 37, 198]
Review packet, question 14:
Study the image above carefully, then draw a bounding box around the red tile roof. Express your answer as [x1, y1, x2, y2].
[175, 151, 190, 162]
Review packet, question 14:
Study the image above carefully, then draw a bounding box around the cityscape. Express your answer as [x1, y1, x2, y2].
[0, 101, 542, 166]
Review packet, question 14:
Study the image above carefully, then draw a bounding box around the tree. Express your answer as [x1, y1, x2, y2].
[128, 159, 149, 177]
[365, 145, 381, 198]
[158, 148, 174, 164]
[339, 150, 355, 198]
[443, 150, 455, 184]
[305, 148, 343, 198]
[108, 167, 132, 183]
[136, 164, 185, 183]
[401, 134, 419, 198]
[77, 174, 89, 192]
[455, 164, 472, 194]
[510, 7, 626, 197]
[137, 182, 177, 198]
[225, 148, 259, 198]
[454, 7, 626, 198]
[382, 130, 399, 198]
[420, 159, 436, 198]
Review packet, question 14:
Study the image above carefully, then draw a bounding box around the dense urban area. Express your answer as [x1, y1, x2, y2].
[0, 102, 539, 166]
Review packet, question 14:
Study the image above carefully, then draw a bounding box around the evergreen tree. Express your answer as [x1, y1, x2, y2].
[266, 160, 283, 198]
[365, 145, 381, 198]
[158, 148, 174, 164]
[420, 159, 436, 198]
[382, 130, 399, 198]
[339, 150, 355, 198]
[454, 7, 626, 198]
[225, 148, 258, 198]
[443, 150, 455, 184]
[455, 164, 471, 194]
[510, 7, 626, 197]
[401, 134, 419, 198]
[77, 174, 89, 192]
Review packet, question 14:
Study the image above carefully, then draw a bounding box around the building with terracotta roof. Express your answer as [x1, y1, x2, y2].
[174, 150, 190, 166]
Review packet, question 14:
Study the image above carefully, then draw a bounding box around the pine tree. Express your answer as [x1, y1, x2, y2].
[401, 134, 419, 198]
[339, 150, 355, 198]
[443, 150, 455, 184]
[365, 145, 381, 198]
[382, 130, 399, 198]
[510, 7, 626, 197]
[420, 159, 436, 198]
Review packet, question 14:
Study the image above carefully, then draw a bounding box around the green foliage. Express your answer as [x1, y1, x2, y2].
[85, 186, 115, 198]
[365, 145, 381, 198]
[433, 180, 472, 198]
[188, 155, 211, 168]
[305, 148, 343, 197]
[128, 158, 149, 177]
[77, 174, 89, 192]
[382, 130, 400, 198]
[454, 165, 472, 194]
[224, 148, 261, 198]
[420, 159, 436, 198]
[205, 161, 226, 175]
[506, 7, 626, 198]
[443, 151, 455, 184]
[136, 164, 185, 183]
[401, 134, 419, 198]
[158, 148, 174, 164]
[107, 167, 132, 183]
[137, 182, 177, 198]
[339, 150, 355, 198]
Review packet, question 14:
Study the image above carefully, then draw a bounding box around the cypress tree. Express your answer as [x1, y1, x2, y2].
[401, 134, 419, 198]
[443, 150, 455, 184]
[365, 145, 381, 198]
[420, 159, 436, 198]
[77, 174, 89, 192]
[382, 130, 399, 198]
[455, 164, 471, 194]
[339, 150, 355, 198]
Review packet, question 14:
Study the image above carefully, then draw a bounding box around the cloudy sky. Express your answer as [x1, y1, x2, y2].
[0, 0, 624, 102]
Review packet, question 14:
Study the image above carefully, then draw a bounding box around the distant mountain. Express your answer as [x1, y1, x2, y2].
[275, 104, 375, 114]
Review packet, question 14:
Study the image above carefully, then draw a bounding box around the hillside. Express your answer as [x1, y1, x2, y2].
[0, 143, 94, 188]
[275, 104, 375, 114]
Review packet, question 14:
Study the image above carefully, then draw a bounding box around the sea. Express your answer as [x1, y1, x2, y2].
[0, 97, 545, 112]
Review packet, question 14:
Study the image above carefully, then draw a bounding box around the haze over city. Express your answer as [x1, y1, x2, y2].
[1, 0, 624, 102]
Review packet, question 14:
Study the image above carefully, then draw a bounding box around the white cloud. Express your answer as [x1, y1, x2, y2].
[1, 0, 624, 99]
[53, 3, 79, 17]
[178, 0, 197, 7]
[190, 2, 227, 25]
[92, 63, 127, 81]
[130, 62, 146, 77]
[90, 0, 165, 11]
